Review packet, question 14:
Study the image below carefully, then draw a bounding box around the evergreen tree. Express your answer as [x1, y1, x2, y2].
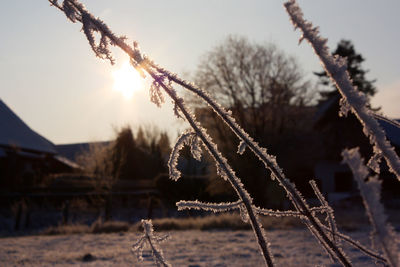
[315, 39, 376, 101]
[314, 40, 377, 162]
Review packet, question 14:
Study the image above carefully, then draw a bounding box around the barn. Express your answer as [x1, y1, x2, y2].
[0, 99, 77, 193]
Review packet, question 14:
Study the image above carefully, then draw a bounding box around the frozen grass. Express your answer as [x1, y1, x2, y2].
[135, 213, 303, 231]
[38, 208, 394, 236]
[41, 220, 130, 235]
[38, 214, 302, 236]
[0, 229, 385, 267]
[41, 224, 91, 235]
[91, 220, 131, 234]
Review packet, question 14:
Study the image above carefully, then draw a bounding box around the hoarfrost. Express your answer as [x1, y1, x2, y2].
[239, 204, 250, 223]
[339, 97, 351, 117]
[176, 200, 242, 213]
[150, 81, 165, 108]
[367, 151, 382, 174]
[132, 220, 171, 267]
[190, 135, 202, 161]
[342, 148, 399, 267]
[168, 131, 194, 181]
[310, 180, 338, 244]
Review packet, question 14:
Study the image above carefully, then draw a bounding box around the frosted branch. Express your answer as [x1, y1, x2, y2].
[50, 0, 144, 66]
[310, 180, 338, 244]
[150, 75, 166, 107]
[342, 148, 399, 267]
[190, 135, 202, 161]
[177, 199, 327, 219]
[145, 44, 352, 267]
[132, 219, 171, 267]
[284, 0, 400, 181]
[168, 131, 195, 181]
[176, 200, 242, 212]
[257, 208, 303, 218]
[49, 1, 368, 265]
[144, 59, 274, 266]
[321, 225, 387, 264]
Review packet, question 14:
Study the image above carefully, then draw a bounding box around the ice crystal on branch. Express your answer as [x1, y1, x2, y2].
[190, 135, 202, 161]
[339, 97, 351, 117]
[62, 0, 78, 22]
[367, 151, 382, 174]
[150, 81, 165, 108]
[173, 100, 184, 119]
[239, 204, 250, 223]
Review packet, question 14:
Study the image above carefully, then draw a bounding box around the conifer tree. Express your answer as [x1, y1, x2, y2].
[314, 39, 376, 101]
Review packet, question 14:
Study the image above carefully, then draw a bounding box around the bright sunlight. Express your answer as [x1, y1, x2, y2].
[112, 61, 145, 99]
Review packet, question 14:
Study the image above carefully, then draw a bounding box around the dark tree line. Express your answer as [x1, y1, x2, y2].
[76, 126, 171, 184]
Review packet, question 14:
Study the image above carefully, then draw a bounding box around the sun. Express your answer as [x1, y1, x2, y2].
[112, 61, 145, 99]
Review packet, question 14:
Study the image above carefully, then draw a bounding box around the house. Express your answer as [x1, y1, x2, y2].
[0, 99, 78, 193]
[313, 96, 400, 203]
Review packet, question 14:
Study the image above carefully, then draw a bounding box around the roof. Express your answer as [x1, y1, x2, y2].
[314, 96, 400, 148]
[54, 155, 81, 169]
[0, 99, 57, 154]
[377, 117, 400, 147]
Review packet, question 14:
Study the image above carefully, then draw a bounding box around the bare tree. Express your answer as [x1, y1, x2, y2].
[190, 36, 319, 206]
[193, 36, 316, 143]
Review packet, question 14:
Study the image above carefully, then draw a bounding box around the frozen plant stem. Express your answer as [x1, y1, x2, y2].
[177, 200, 387, 264]
[146, 71, 275, 267]
[147, 40, 352, 267]
[48, 1, 275, 265]
[132, 220, 171, 267]
[284, 0, 400, 181]
[49, 1, 389, 266]
[177, 200, 327, 217]
[342, 148, 399, 267]
[310, 180, 338, 243]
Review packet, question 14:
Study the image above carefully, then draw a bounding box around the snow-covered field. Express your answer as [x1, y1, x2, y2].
[0, 229, 380, 266]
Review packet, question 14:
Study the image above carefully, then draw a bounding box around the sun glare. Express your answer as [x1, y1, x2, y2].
[112, 62, 144, 99]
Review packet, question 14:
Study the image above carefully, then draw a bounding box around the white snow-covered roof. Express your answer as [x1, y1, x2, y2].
[0, 99, 57, 154]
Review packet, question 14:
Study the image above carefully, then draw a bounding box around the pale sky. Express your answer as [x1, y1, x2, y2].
[0, 0, 399, 144]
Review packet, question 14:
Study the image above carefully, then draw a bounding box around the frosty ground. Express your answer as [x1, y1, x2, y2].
[0, 228, 382, 266]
